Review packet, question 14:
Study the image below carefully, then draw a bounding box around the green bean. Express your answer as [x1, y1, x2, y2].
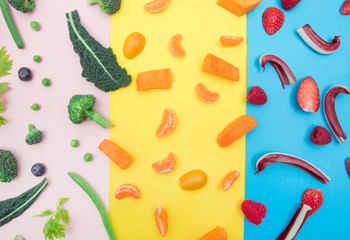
[0, 0, 23, 48]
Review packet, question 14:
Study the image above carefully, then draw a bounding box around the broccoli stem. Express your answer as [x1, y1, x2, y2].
[87, 0, 100, 5]
[84, 109, 113, 129]
[28, 124, 34, 132]
[0, 0, 23, 49]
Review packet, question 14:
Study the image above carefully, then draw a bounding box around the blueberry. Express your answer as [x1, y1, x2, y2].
[31, 163, 46, 177]
[18, 67, 32, 81]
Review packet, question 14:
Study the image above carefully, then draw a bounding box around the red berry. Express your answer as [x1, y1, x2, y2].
[262, 7, 285, 35]
[247, 86, 267, 105]
[346, 158, 350, 177]
[302, 188, 323, 216]
[341, 0, 350, 15]
[281, 0, 301, 10]
[241, 200, 267, 225]
[310, 126, 332, 145]
[297, 76, 320, 113]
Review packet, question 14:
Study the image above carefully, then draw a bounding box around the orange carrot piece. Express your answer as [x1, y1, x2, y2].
[203, 54, 239, 81]
[199, 226, 227, 240]
[222, 170, 240, 191]
[217, 0, 262, 17]
[217, 115, 257, 147]
[99, 139, 133, 169]
[220, 36, 244, 47]
[136, 69, 173, 90]
[155, 206, 168, 237]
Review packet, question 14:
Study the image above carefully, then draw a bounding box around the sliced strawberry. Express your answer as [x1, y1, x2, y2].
[341, 0, 350, 15]
[241, 200, 267, 225]
[262, 7, 285, 35]
[346, 158, 350, 177]
[281, 0, 301, 10]
[301, 188, 323, 216]
[297, 76, 320, 113]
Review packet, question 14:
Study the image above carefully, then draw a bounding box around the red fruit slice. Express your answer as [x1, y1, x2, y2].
[346, 158, 350, 177]
[152, 152, 176, 174]
[301, 188, 324, 216]
[155, 206, 168, 237]
[115, 184, 140, 200]
[341, 0, 350, 15]
[222, 170, 240, 191]
[195, 83, 220, 103]
[297, 76, 320, 113]
[241, 200, 267, 225]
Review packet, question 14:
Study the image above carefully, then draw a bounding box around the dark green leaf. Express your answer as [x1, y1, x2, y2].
[0, 47, 12, 77]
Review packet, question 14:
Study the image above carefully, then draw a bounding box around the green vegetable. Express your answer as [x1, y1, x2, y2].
[0, 102, 4, 113]
[30, 103, 40, 110]
[87, 0, 121, 15]
[83, 153, 92, 162]
[0, 116, 7, 126]
[0, 149, 17, 182]
[66, 10, 131, 92]
[7, 0, 34, 13]
[33, 55, 41, 62]
[0, 0, 23, 49]
[68, 94, 113, 128]
[0, 82, 10, 123]
[25, 124, 43, 145]
[33, 198, 70, 240]
[0, 82, 10, 92]
[30, 20, 40, 30]
[42, 78, 50, 86]
[0, 47, 13, 77]
[70, 139, 78, 147]
[0, 178, 48, 226]
[68, 172, 117, 240]
[14, 234, 24, 240]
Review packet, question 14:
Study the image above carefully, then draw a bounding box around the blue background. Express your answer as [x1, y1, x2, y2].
[246, 0, 350, 239]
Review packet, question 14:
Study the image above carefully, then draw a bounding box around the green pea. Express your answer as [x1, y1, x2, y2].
[84, 153, 92, 162]
[30, 103, 40, 111]
[14, 234, 24, 240]
[42, 78, 50, 86]
[70, 139, 78, 148]
[33, 55, 42, 63]
[30, 21, 40, 31]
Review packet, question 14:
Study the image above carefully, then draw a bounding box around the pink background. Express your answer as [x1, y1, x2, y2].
[0, 0, 111, 239]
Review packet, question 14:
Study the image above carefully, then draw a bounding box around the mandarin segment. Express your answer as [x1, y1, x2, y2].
[144, 0, 171, 13]
[169, 33, 186, 58]
[222, 170, 240, 191]
[220, 36, 244, 47]
[152, 152, 176, 174]
[198, 226, 228, 240]
[115, 184, 141, 200]
[195, 83, 220, 103]
[155, 206, 168, 237]
[156, 108, 177, 137]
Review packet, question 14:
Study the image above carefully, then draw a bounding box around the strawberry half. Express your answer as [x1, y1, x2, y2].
[281, 0, 301, 10]
[262, 7, 285, 35]
[346, 158, 350, 177]
[247, 86, 267, 105]
[241, 200, 267, 225]
[301, 188, 323, 216]
[297, 76, 320, 113]
[341, 0, 350, 15]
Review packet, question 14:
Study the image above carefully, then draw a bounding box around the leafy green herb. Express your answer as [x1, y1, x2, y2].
[0, 116, 7, 126]
[0, 82, 9, 92]
[33, 198, 70, 240]
[0, 102, 4, 113]
[0, 47, 12, 77]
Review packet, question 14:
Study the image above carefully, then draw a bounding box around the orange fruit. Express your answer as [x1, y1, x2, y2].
[199, 226, 227, 240]
[195, 83, 220, 103]
[169, 33, 186, 58]
[152, 152, 176, 174]
[221, 170, 240, 191]
[144, 0, 171, 13]
[155, 206, 168, 237]
[179, 169, 207, 191]
[156, 108, 177, 137]
[115, 184, 140, 200]
[220, 36, 244, 47]
[123, 32, 146, 59]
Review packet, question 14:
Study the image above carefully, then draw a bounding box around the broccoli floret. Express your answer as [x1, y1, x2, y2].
[87, 0, 121, 15]
[68, 95, 113, 129]
[0, 149, 17, 182]
[7, 0, 35, 13]
[25, 124, 43, 145]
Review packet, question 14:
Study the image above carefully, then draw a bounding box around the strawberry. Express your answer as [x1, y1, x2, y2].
[346, 158, 350, 177]
[247, 86, 267, 105]
[301, 188, 323, 216]
[341, 0, 350, 15]
[310, 126, 332, 145]
[297, 76, 320, 113]
[241, 200, 267, 225]
[281, 0, 301, 10]
[262, 7, 285, 35]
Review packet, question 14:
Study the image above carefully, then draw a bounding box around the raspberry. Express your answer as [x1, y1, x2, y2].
[310, 126, 332, 145]
[247, 86, 267, 105]
[241, 200, 267, 225]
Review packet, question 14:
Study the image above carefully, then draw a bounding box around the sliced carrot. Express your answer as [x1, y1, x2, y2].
[123, 32, 146, 59]
[217, 115, 257, 147]
[222, 170, 240, 191]
[155, 206, 168, 237]
[203, 54, 239, 81]
[199, 226, 227, 240]
[152, 152, 176, 174]
[217, 0, 262, 17]
[195, 83, 220, 103]
[136, 69, 173, 90]
[169, 33, 186, 58]
[115, 184, 140, 200]
[220, 36, 244, 47]
[156, 108, 177, 137]
[98, 139, 133, 169]
[144, 0, 171, 13]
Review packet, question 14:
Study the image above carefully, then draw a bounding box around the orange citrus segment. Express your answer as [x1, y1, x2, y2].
[220, 36, 244, 47]
[169, 33, 186, 58]
[152, 152, 176, 174]
[144, 0, 171, 13]
[155, 206, 168, 237]
[195, 83, 220, 103]
[221, 170, 240, 191]
[115, 184, 141, 200]
[123, 32, 146, 59]
[179, 169, 207, 191]
[198, 226, 228, 240]
[156, 108, 177, 137]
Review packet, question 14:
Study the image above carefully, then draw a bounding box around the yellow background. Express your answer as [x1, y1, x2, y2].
[110, 0, 247, 239]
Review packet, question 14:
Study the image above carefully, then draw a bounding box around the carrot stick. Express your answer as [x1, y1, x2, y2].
[98, 139, 133, 169]
[203, 54, 239, 81]
[136, 68, 173, 90]
[217, 0, 262, 17]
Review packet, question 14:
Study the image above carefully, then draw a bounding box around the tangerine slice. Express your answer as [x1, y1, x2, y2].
[155, 206, 168, 237]
[156, 108, 177, 137]
[144, 0, 171, 13]
[199, 226, 227, 240]
[195, 83, 220, 103]
[220, 36, 244, 47]
[221, 170, 240, 191]
[115, 184, 140, 200]
[152, 152, 176, 174]
[169, 34, 186, 58]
